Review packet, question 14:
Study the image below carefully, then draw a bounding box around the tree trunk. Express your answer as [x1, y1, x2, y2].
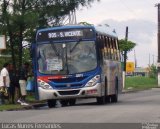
[18, 0, 26, 71]
[3, 0, 16, 71]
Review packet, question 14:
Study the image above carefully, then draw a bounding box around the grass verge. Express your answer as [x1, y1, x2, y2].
[0, 104, 23, 111]
[0, 93, 37, 111]
[125, 76, 158, 90]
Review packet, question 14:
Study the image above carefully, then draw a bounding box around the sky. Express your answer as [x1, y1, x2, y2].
[76, 0, 159, 68]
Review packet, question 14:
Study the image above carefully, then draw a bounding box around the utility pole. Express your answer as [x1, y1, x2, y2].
[124, 26, 128, 71]
[149, 54, 151, 67]
[123, 26, 128, 89]
[156, 3, 160, 87]
[152, 55, 155, 65]
[134, 49, 137, 68]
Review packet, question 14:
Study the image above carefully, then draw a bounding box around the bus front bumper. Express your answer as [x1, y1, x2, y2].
[38, 83, 102, 100]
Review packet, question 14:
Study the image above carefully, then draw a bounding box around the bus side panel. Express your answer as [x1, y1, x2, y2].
[111, 61, 122, 95]
[103, 60, 113, 95]
[103, 60, 122, 95]
[117, 61, 123, 94]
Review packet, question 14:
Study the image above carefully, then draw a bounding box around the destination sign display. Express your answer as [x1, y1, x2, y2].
[48, 30, 83, 39]
[36, 28, 95, 42]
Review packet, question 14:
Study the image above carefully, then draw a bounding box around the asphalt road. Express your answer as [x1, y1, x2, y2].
[0, 88, 160, 124]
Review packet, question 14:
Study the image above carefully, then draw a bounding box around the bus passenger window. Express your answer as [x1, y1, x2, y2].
[105, 37, 108, 59]
[112, 38, 117, 60]
[105, 37, 109, 59]
[102, 36, 105, 58]
[97, 36, 104, 64]
[115, 39, 120, 61]
[104, 37, 107, 59]
[109, 37, 114, 60]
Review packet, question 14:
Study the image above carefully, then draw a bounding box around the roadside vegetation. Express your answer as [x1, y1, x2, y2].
[0, 93, 37, 111]
[0, 104, 23, 111]
[125, 76, 157, 90]
[125, 64, 158, 90]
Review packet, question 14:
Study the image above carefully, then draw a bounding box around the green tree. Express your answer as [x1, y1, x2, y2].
[119, 39, 136, 71]
[0, 0, 99, 72]
[149, 64, 158, 79]
[78, 21, 93, 26]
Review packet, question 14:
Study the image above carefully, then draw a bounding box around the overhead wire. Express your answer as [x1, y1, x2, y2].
[118, 0, 137, 16]
[118, 0, 156, 21]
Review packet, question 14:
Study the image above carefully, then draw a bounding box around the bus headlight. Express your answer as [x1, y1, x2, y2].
[85, 75, 100, 87]
[37, 79, 53, 90]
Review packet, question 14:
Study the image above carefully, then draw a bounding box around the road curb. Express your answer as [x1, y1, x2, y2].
[122, 89, 140, 94]
[122, 87, 160, 94]
[31, 102, 47, 108]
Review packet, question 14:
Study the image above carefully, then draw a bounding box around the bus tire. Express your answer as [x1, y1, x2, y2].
[47, 99, 56, 108]
[68, 99, 76, 106]
[97, 77, 107, 105]
[60, 100, 69, 107]
[111, 78, 118, 103]
[105, 96, 110, 103]
[96, 96, 105, 104]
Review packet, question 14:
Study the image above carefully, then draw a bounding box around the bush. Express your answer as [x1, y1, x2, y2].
[149, 65, 157, 79]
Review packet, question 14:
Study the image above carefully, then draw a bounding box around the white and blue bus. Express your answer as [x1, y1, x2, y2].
[31, 25, 122, 108]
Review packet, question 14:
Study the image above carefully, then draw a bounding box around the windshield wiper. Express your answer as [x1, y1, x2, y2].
[65, 46, 69, 74]
[51, 43, 60, 57]
[70, 39, 82, 53]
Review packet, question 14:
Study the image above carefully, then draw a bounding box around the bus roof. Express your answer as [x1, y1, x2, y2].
[37, 24, 118, 38]
[37, 25, 94, 33]
[95, 25, 118, 38]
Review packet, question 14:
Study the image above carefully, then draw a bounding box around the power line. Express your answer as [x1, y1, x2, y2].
[118, 0, 155, 20]
[118, 0, 137, 16]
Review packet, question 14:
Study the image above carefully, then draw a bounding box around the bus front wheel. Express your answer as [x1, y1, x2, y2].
[60, 100, 69, 107]
[47, 99, 57, 108]
[68, 99, 76, 106]
[96, 96, 105, 105]
[97, 78, 107, 105]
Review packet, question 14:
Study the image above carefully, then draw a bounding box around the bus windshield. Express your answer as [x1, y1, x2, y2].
[37, 41, 97, 74]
